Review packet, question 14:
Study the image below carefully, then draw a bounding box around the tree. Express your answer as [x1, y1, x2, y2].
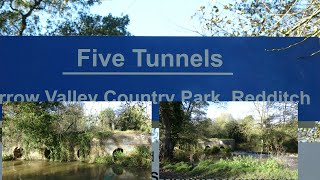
[160, 101, 210, 160]
[98, 108, 116, 130]
[56, 102, 86, 133]
[0, 0, 101, 36]
[193, 0, 319, 56]
[239, 115, 257, 142]
[117, 102, 150, 132]
[193, 0, 319, 37]
[210, 113, 234, 138]
[160, 102, 184, 160]
[2, 102, 62, 151]
[253, 101, 275, 153]
[50, 13, 130, 36]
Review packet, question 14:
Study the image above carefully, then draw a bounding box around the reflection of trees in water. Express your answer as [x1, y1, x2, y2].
[112, 165, 124, 175]
[3, 161, 151, 179]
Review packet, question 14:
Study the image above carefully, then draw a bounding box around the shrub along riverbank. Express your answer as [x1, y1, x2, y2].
[95, 145, 151, 168]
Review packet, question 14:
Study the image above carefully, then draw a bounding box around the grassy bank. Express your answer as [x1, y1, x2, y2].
[162, 156, 297, 179]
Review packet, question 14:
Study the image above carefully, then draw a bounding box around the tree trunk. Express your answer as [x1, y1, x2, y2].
[161, 103, 174, 160]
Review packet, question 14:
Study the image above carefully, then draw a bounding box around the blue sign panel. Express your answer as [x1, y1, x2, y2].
[0, 36, 319, 120]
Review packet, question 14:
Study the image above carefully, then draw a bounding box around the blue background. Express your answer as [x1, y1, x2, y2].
[0, 36, 319, 121]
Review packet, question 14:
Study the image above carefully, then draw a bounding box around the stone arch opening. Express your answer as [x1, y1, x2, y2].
[220, 146, 225, 149]
[112, 148, 124, 161]
[13, 147, 23, 159]
[77, 149, 89, 159]
[77, 149, 80, 158]
[44, 148, 50, 159]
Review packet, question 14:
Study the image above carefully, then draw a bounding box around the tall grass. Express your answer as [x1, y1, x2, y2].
[163, 156, 298, 179]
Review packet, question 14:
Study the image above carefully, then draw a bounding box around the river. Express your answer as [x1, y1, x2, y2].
[2, 161, 150, 180]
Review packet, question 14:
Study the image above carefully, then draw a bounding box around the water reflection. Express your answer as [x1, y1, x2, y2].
[3, 161, 150, 180]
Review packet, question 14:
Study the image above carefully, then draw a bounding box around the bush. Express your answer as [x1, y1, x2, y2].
[174, 149, 190, 162]
[130, 145, 152, 168]
[95, 145, 151, 168]
[192, 150, 205, 162]
[95, 155, 113, 165]
[204, 146, 220, 155]
[221, 147, 232, 155]
[2, 155, 14, 161]
[283, 138, 298, 153]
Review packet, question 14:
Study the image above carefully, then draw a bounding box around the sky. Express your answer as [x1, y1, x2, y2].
[91, 1, 251, 120]
[89, 1, 272, 121]
[207, 102, 257, 120]
[83, 101, 152, 118]
[82, 101, 256, 121]
[91, 0, 209, 36]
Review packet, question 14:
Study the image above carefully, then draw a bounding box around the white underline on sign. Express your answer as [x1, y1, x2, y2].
[62, 72, 234, 76]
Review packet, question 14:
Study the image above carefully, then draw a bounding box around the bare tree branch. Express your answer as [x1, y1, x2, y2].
[266, 30, 320, 52]
[285, 8, 320, 36]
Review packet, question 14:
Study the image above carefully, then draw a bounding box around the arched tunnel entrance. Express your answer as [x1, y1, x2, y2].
[44, 148, 51, 159]
[77, 148, 89, 159]
[13, 147, 23, 159]
[112, 148, 124, 161]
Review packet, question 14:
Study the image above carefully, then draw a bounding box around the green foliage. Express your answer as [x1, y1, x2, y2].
[192, 149, 204, 162]
[128, 145, 152, 168]
[95, 145, 151, 168]
[160, 102, 209, 160]
[3, 102, 150, 163]
[164, 156, 297, 179]
[204, 146, 220, 155]
[48, 132, 85, 161]
[220, 147, 232, 155]
[94, 131, 112, 139]
[163, 162, 192, 173]
[160, 102, 298, 165]
[0, 0, 102, 36]
[98, 108, 116, 130]
[0, 0, 131, 37]
[117, 103, 151, 133]
[95, 156, 114, 165]
[2, 155, 14, 161]
[53, 14, 130, 36]
[173, 149, 191, 162]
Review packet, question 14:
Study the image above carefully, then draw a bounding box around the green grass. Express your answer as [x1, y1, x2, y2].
[163, 162, 192, 173]
[2, 155, 14, 161]
[95, 156, 114, 165]
[163, 156, 298, 179]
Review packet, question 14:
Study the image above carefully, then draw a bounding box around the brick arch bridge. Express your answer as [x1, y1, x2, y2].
[4, 131, 151, 161]
[88, 131, 151, 162]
